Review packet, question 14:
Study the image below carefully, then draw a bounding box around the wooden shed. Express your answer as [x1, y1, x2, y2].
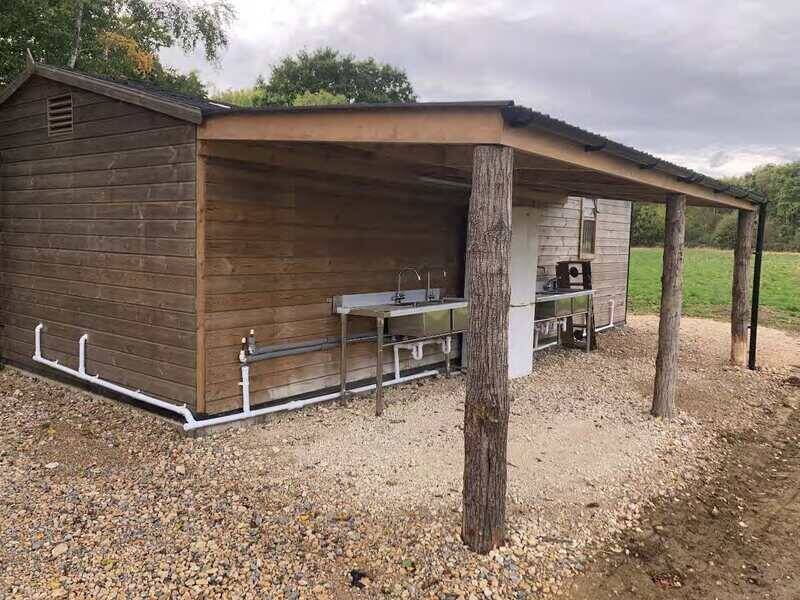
[0, 60, 764, 431]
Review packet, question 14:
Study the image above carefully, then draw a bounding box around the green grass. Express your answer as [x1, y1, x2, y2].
[628, 247, 800, 331]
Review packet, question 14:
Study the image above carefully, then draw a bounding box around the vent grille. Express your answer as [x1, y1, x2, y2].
[47, 94, 73, 136]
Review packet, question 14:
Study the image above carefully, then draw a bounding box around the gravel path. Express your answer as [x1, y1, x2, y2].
[0, 316, 797, 599]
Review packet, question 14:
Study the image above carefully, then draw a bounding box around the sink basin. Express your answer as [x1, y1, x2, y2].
[396, 299, 446, 308]
[389, 307, 452, 337]
[541, 288, 577, 295]
[335, 292, 469, 336]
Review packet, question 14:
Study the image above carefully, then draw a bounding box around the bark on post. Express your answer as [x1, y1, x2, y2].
[462, 145, 513, 553]
[730, 209, 755, 366]
[651, 194, 686, 419]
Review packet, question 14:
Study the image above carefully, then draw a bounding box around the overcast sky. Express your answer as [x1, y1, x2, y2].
[161, 0, 800, 177]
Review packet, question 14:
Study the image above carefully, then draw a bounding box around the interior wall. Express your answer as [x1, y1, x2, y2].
[201, 142, 468, 414]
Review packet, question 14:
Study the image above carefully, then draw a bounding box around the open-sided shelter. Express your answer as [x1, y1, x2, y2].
[0, 57, 765, 430]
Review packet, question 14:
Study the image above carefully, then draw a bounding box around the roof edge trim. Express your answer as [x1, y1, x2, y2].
[0, 61, 203, 124]
[203, 99, 516, 118]
[0, 63, 35, 106]
[502, 105, 765, 205]
[34, 64, 203, 124]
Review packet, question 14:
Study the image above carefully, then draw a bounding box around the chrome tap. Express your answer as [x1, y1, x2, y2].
[426, 267, 447, 301]
[394, 268, 421, 303]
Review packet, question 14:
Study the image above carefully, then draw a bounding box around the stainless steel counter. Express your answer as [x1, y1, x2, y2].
[535, 289, 594, 303]
[533, 288, 594, 353]
[336, 299, 468, 318]
[333, 289, 468, 415]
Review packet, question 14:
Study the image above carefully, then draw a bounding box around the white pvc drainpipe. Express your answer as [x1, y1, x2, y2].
[198, 367, 440, 432]
[33, 324, 198, 427]
[32, 324, 438, 432]
[392, 335, 451, 381]
[594, 299, 616, 333]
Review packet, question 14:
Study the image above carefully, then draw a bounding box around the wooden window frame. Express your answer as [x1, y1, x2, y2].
[579, 197, 597, 259]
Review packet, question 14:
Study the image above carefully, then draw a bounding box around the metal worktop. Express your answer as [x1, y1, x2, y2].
[333, 289, 468, 416]
[535, 289, 594, 303]
[533, 288, 594, 353]
[336, 299, 468, 319]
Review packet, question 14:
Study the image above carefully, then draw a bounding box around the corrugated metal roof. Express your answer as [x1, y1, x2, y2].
[210, 100, 515, 115]
[1, 61, 763, 204]
[207, 99, 763, 204]
[46, 65, 236, 115]
[501, 105, 764, 203]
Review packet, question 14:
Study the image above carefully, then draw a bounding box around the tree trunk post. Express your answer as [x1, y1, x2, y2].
[651, 194, 686, 419]
[462, 144, 513, 554]
[730, 209, 755, 366]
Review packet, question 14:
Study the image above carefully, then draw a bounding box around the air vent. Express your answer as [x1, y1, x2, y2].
[47, 94, 73, 136]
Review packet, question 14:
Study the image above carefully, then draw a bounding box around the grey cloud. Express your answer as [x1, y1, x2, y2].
[163, 0, 800, 175]
[709, 151, 731, 169]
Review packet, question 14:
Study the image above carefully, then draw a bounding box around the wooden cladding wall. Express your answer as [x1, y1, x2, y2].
[0, 75, 198, 407]
[537, 197, 632, 326]
[201, 141, 467, 414]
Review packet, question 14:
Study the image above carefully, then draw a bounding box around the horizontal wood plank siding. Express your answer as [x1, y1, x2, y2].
[202, 141, 467, 414]
[0, 75, 198, 408]
[537, 197, 631, 327]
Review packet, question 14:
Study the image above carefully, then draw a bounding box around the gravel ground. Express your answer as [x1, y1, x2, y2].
[0, 316, 797, 599]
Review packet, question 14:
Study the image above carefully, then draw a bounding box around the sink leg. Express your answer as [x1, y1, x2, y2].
[375, 316, 385, 416]
[339, 313, 348, 405]
[444, 336, 452, 378]
[585, 302, 593, 353]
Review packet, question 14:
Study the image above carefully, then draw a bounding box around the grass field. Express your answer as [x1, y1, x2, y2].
[628, 247, 800, 331]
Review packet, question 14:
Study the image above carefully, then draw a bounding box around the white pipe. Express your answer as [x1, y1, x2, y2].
[183, 368, 439, 431]
[78, 334, 88, 375]
[595, 299, 616, 332]
[394, 335, 452, 381]
[535, 340, 559, 351]
[33, 324, 198, 427]
[32, 323, 440, 432]
[239, 364, 251, 414]
[393, 346, 401, 381]
[396, 338, 445, 362]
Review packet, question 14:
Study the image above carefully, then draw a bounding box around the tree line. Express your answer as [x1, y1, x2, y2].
[212, 47, 416, 107]
[1, 0, 236, 96]
[0, 3, 416, 106]
[632, 162, 800, 251]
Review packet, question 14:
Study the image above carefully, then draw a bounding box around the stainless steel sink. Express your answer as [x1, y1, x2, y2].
[396, 299, 446, 308]
[389, 307, 452, 337]
[388, 297, 468, 337]
[451, 305, 469, 332]
[334, 291, 469, 336]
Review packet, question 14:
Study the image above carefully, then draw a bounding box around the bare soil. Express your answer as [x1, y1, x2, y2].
[568, 395, 800, 600]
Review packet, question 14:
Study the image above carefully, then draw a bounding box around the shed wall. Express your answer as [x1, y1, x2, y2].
[537, 197, 632, 327]
[201, 142, 467, 414]
[199, 142, 632, 415]
[0, 75, 198, 407]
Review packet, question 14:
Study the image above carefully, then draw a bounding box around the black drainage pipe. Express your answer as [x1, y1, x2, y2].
[748, 201, 768, 370]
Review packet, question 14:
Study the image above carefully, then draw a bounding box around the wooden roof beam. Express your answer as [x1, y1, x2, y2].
[200, 107, 505, 145]
[503, 127, 754, 211]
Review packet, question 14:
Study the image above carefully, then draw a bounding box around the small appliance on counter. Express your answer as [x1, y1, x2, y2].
[533, 260, 597, 353]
